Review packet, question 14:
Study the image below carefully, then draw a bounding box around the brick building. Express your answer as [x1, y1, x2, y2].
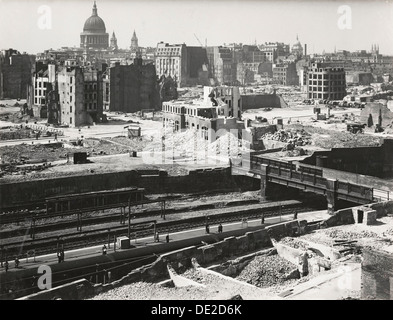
[32, 62, 56, 118]
[108, 58, 160, 113]
[57, 62, 103, 127]
[273, 62, 299, 86]
[0, 49, 35, 99]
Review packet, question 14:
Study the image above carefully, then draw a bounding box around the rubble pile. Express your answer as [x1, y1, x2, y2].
[88, 281, 209, 300]
[279, 237, 309, 251]
[236, 254, 298, 288]
[324, 229, 379, 240]
[260, 129, 312, 146]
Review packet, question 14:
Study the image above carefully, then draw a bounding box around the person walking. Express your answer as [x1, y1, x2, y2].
[166, 234, 170, 243]
[57, 251, 62, 264]
[205, 223, 210, 234]
[14, 257, 19, 269]
[4, 260, 9, 272]
[102, 245, 107, 255]
[60, 250, 65, 263]
[294, 211, 298, 220]
[261, 213, 265, 225]
[218, 224, 223, 233]
[155, 232, 160, 242]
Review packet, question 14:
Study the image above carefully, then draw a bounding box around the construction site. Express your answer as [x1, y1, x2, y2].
[1, 83, 393, 301]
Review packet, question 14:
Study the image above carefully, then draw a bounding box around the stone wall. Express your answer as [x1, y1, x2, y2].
[361, 248, 393, 300]
[241, 93, 283, 110]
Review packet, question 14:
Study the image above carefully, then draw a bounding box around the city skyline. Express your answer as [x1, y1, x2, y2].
[0, 0, 393, 55]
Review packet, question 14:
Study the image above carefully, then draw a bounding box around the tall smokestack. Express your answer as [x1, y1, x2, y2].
[304, 44, 307, 56]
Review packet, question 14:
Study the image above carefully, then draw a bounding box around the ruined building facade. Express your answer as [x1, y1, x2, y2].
[57, 63, 103, 127]
[32, 62, 56, 118]
[273, 62, 299, 86]
[162, 86, 244, 141]
[0, 49, 35, 99]
[307, 62, 346, 100]
[108, 58, 160, 113]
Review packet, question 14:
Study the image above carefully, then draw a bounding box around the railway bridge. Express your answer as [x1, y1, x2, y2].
[232, 152, 390, 214]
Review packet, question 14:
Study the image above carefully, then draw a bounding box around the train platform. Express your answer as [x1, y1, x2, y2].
[0, 209, 329, 273]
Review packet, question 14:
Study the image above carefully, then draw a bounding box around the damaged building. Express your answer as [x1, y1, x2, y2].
[57, 61, 103, 127]
[162, 86, 244, 140]
[306, 62, 346, 100]
[0, 49, 35, 99]
[107, 58, 160, 113]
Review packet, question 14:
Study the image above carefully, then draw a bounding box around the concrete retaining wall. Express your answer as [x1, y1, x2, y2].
[0, 167, 259, 206]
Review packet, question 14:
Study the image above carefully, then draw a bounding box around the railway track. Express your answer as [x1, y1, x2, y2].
[0, 201, 321, 261]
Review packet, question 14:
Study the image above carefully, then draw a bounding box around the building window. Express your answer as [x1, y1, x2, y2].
[70, 117, 72, 124]
[70, 86, 72, 93]
[70, 96, 72, 102]
[70, 77, 73, 84]
[70, 106, 72, 113]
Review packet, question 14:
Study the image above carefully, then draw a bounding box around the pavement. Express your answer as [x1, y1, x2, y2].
[0, 210, 329, 273]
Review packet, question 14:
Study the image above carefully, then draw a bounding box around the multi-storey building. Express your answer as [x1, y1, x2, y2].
[0, 49, 35, 99]
[155, 42, 209, 87]
[108, 58, 160, 113]
[57, 62, 103, 127]
[206, 46, 236, 85]
[306, 62, 346, 100]
[272, 62, 299, 86]
[32, 62, 56, 117]
[259, 42, 290, 63]
[162, 86, 244, 141]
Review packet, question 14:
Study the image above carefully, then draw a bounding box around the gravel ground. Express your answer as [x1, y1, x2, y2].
[236, 254, 298, 288]
[89, 267, 275, 300]
[300, 216, 393, 252]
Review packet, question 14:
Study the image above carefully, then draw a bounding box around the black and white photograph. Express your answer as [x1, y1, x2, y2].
[0, 0, 393, 306]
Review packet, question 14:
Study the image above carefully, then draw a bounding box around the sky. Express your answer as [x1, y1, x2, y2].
[0, 0, 392, 55]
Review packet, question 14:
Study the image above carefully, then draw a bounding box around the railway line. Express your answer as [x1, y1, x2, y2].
[0, 199, 323, 261]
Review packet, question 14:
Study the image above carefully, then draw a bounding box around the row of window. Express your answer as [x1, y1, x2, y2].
[35, 81, 47, 88]
[308, 93, 344, 99]
[308, 80, 345, 86]
[83, 36, 107, 44]
[35, 89, 45, 97]
[308, 86, 346, 92]
[34, 97, 45, 105]
[85, 102, 97, 110]
[309, 74, 345, 80]
[85, 93, 97, 100]
[156, 47, 181, 55]
[85, 83, 97, 91]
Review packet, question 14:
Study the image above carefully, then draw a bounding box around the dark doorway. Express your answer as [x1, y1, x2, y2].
[357, 210, 364, 224]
